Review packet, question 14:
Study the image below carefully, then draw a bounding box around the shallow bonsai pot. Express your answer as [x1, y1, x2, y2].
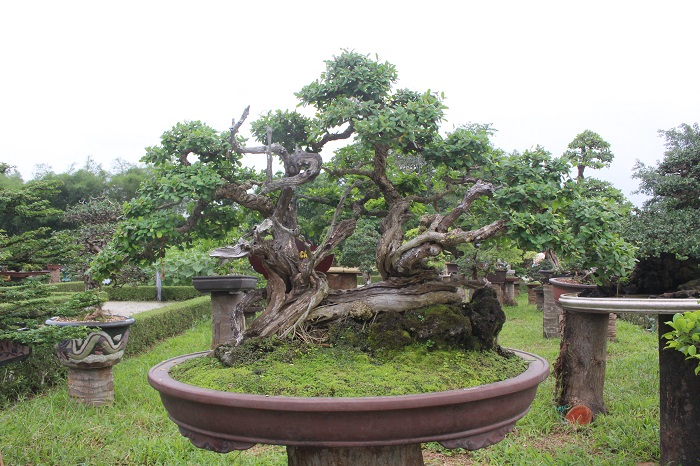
[148, 349, 549, 453]
[192, 275, 258, 294]
[548, 277, 597, 304]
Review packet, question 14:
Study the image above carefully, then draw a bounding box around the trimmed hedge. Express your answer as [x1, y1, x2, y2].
[104, 286, 201, 302]
[43, 283, 202, 301]
[47, 282, 86, 293]
[0, 295, 212, 407]
[124, 296, 211, 355]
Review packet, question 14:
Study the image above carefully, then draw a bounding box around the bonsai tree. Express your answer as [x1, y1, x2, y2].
[91, 51, 635, 348]
[564, 129, 614, 180]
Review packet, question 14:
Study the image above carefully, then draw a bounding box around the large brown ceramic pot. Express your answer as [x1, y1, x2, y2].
[149, 349, 549, 464]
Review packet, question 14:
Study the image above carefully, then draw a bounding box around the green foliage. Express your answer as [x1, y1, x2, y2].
[250, 110, 313, 151]
[423, 123, 495, 171]
[663, 310, 700, 375]
[495, 145, 636, 284]
[0, 178, 66, 270]
[0, 279, 92, 346]
[631, 123, 700, 260]
[91, 121, 254, 280]
[337, 218, 381, 273]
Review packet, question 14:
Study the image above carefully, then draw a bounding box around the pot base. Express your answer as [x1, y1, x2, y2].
[288, 444, 424, 466]
[67, 366, 114, 406]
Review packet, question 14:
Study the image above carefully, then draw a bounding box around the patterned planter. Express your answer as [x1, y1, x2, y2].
[45, 316, 135, 406]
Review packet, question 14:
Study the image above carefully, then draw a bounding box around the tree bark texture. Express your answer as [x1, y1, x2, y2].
[554, 310, 609, 417]
[658, 316, 700, 466]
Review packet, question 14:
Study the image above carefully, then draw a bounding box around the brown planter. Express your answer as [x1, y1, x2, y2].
[0, 338, 31, 366]
[548, 277, 597, 303]
[148, 349, 549, 460]
[486, 269, 507, 283]
[248, 240, 334, 279]
[45, 316, 135, 406]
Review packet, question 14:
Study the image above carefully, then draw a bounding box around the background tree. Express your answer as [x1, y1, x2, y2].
[626, 123, 700, 292]
[0, 178, 66, 270]
[337, 218, 381, 284]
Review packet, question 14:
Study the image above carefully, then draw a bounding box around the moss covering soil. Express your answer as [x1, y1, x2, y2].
[170, 343, 528, 397]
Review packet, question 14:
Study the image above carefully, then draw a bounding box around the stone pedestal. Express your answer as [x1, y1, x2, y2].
[210, 291, 248, 349]
[67, 366, 114, 407]
[192, 276, 258, 348]
[503, 278, 517, 306]
[288, 444, 424, 466]
[542, 283, 559, 338]
[526, 284, 539, 306]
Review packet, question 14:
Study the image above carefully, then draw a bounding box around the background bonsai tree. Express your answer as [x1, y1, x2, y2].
[91, 51, 635, 346]
[626, 123, 700, 294]
[564, 129, 614, 180]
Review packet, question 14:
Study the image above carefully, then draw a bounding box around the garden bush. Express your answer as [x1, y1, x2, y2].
[104, 285, 201, 302]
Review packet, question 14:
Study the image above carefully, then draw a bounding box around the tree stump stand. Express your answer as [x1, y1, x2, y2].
[542, 283, 559, 338]
[288, 444, 424, 466]
[554, 310, 609, 415]
[556, 294, 700, 465]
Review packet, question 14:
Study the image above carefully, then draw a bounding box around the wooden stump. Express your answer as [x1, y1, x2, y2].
[287, 444, 424, 466]
[67, 367, 114, 406]
[658, 315, 700, 465]
[554, 310, 609, 416]
[542, 284, 560, 338]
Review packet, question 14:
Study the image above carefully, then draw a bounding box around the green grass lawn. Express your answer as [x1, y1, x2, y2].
[0, 293, 661, 465]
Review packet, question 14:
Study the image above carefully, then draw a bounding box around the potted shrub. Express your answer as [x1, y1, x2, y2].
[89, 52, 574, 462]
[1, 279, 134, 406]
[44, 289, 135, 406]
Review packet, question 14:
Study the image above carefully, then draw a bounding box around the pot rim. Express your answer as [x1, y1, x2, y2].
[548, 277, 597, 289]
[44, 316, 136, 328]
[559, 293, 700, 315]
[148, 348, 549, 411]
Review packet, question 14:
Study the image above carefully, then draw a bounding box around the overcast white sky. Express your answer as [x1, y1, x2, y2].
[2, 1, 698, 205]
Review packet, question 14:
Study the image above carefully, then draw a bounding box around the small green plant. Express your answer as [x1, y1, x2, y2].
[662, 309, 700, 375]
